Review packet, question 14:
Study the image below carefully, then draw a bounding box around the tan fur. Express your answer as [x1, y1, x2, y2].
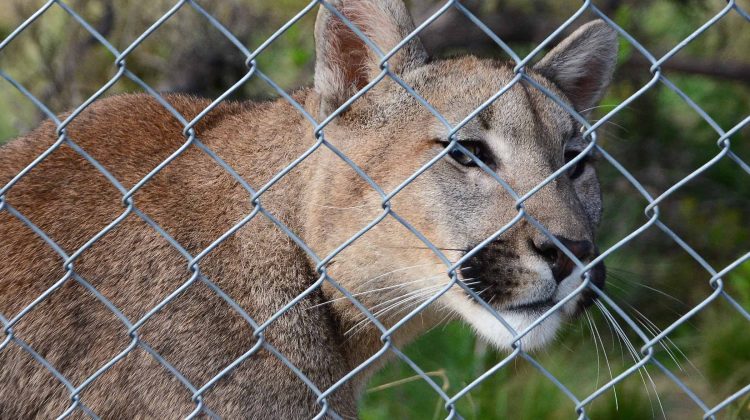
[0, 1, 617, 418]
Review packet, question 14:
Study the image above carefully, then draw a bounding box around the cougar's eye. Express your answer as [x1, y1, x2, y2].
[446, 141, 491, 168]
[564, 150, 589, 179]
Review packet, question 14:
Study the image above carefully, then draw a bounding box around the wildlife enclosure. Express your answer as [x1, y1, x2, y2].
[1, 0, 749, 418]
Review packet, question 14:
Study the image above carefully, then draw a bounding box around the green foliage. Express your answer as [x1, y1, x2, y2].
[701, 307, 750, 388]
[360, 320, 666, 419]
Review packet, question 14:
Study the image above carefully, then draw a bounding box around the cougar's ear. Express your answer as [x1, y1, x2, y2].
[533, 20, 618, 115]
[314, 0, 428, 117]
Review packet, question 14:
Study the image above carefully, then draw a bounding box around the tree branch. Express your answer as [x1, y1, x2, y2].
[413, 2, 750, 83]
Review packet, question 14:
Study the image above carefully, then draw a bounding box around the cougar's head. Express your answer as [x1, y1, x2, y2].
[304, 0, 616, 351]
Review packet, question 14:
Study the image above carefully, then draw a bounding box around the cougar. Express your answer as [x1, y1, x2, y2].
[0, 0, 617, 418]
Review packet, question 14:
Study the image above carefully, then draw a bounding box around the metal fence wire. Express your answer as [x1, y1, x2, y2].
[1, 0, 749, 419]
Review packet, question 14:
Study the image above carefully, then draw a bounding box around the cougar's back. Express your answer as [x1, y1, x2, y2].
[0, 93, 359, 418]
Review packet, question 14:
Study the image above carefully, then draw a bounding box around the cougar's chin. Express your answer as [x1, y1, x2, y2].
[441, 292, 562, 351]
[441, 267, 597, 351]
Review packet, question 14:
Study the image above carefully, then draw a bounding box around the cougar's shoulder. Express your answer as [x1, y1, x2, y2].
[1, 93, 241, 202]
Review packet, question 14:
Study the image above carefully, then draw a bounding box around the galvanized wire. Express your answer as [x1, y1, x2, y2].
[0, 0, 748, 419]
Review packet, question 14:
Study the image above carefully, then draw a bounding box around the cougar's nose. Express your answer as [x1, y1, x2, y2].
[533, 236, 595, 283]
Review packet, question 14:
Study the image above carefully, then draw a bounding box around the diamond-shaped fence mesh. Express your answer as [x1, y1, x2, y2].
[0, 0, 748, 419]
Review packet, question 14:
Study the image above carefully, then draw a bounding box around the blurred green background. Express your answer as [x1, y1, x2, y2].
[0, 0, 748, 418]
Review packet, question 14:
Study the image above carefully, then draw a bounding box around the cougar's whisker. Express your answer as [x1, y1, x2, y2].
[632, 315, 683, 373]
[580, 104, 625, 113]
[388, 294, 441, 325]
[589, 118, 629, 133]
[471, 286, 491, 305]
[605, 281, 685, 367]
[596, 301, 666, 420]
[345, 282, 480, 337]
[369, 285, 448, 313]
[606, 281, 700, 377]
[308, 273, 445, 309]
[425, 306, 457, 335]
[366, 280, 481, 316]
[628, 306, 701, 377]
[607, 269, 684, 305]
[584, 310, 602, 390]
[308, 202, 373, 210]
[596, 296, 623, 356]
[345, 288, 442, 337]
[589, 308, 618, 409]
[378, 245, 471, 253]
[597, 301, 654, 416]
[357, 263, 444, 290]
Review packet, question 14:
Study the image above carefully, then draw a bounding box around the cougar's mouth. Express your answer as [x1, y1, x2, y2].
[457, 242, 606, 316]
[439, 240, 606, 351]
[506, 298, 555, 313]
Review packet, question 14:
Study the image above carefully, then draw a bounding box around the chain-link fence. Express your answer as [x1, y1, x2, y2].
[0, 0, 748, 418]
